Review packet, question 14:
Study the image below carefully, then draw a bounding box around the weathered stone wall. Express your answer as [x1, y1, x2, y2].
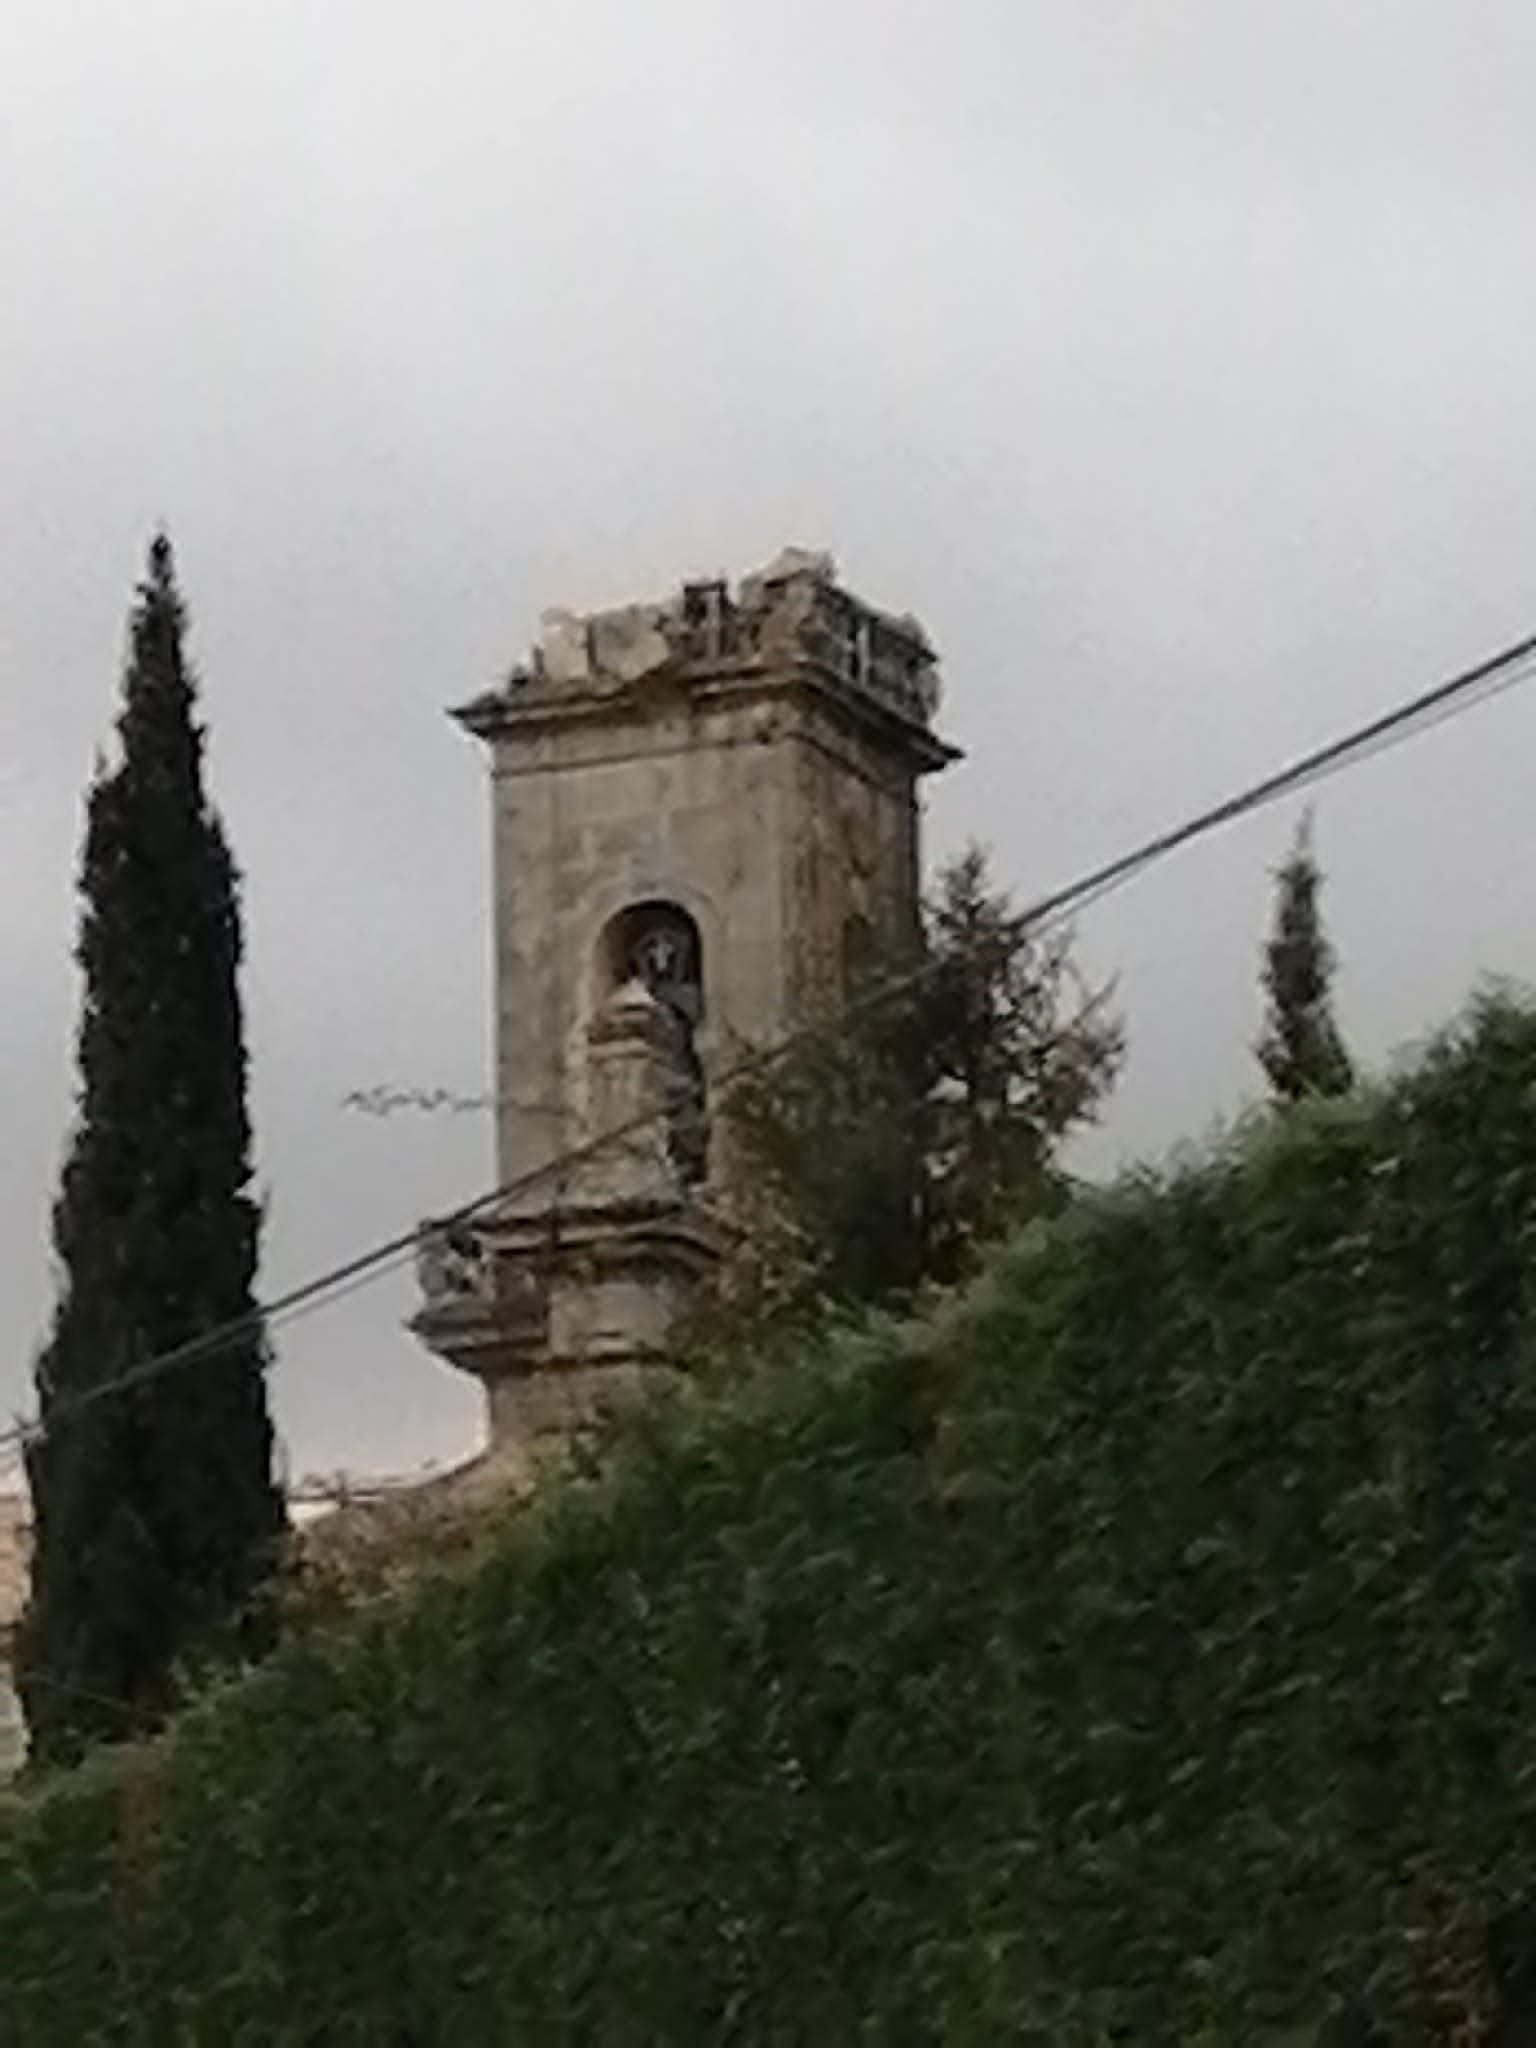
[0, 1491, 32, 1777]
[781, 690, 924, 1018]
[488, 687, 798, 1192]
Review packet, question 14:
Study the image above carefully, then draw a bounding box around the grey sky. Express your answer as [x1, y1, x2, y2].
[5, 1, 1536, 1478]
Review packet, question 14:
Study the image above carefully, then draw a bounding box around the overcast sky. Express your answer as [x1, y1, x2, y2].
[5, 1, 1536, 1482]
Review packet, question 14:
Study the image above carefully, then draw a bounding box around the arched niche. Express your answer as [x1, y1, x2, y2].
[594, 899, 709, 1185]
[599, 899, 705, 1021]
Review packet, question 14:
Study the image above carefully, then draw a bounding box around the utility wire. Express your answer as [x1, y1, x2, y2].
[994, 629, 1536, 939]
[6, 620, 1536, 1462]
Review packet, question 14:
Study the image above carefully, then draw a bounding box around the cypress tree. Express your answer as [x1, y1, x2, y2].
[18, 536, 283, 1764]
[1257, 809, 1354, 1104]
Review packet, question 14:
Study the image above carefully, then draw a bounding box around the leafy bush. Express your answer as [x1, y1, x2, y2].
[9, 994, 1536, 2042]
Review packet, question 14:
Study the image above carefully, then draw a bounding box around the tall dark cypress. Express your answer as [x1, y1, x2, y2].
[18, 536, 283, 1764]
[1257, 809, 1354, 1105]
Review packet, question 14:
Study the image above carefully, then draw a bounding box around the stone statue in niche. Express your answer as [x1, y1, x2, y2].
[626, 909, 708, 1186]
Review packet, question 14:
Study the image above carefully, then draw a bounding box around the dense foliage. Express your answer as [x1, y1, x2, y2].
[724, 844, 1124, 1316]
[8, 995, 1536, 2039]
[18, 537, 283, 1766]
[1258, 809, 1354, 1102]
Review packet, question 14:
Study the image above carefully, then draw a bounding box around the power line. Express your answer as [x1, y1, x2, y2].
[6, 618, 1536, 1462]
[994, 627, 1536, 940]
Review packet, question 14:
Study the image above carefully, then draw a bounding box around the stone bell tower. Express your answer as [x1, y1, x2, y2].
[412, 547, 958, 1456]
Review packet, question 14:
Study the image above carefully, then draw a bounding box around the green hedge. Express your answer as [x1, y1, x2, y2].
[10, 993, 1536, 2042]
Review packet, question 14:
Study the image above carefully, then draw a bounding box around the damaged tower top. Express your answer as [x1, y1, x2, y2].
[456, 545, 948, 742]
